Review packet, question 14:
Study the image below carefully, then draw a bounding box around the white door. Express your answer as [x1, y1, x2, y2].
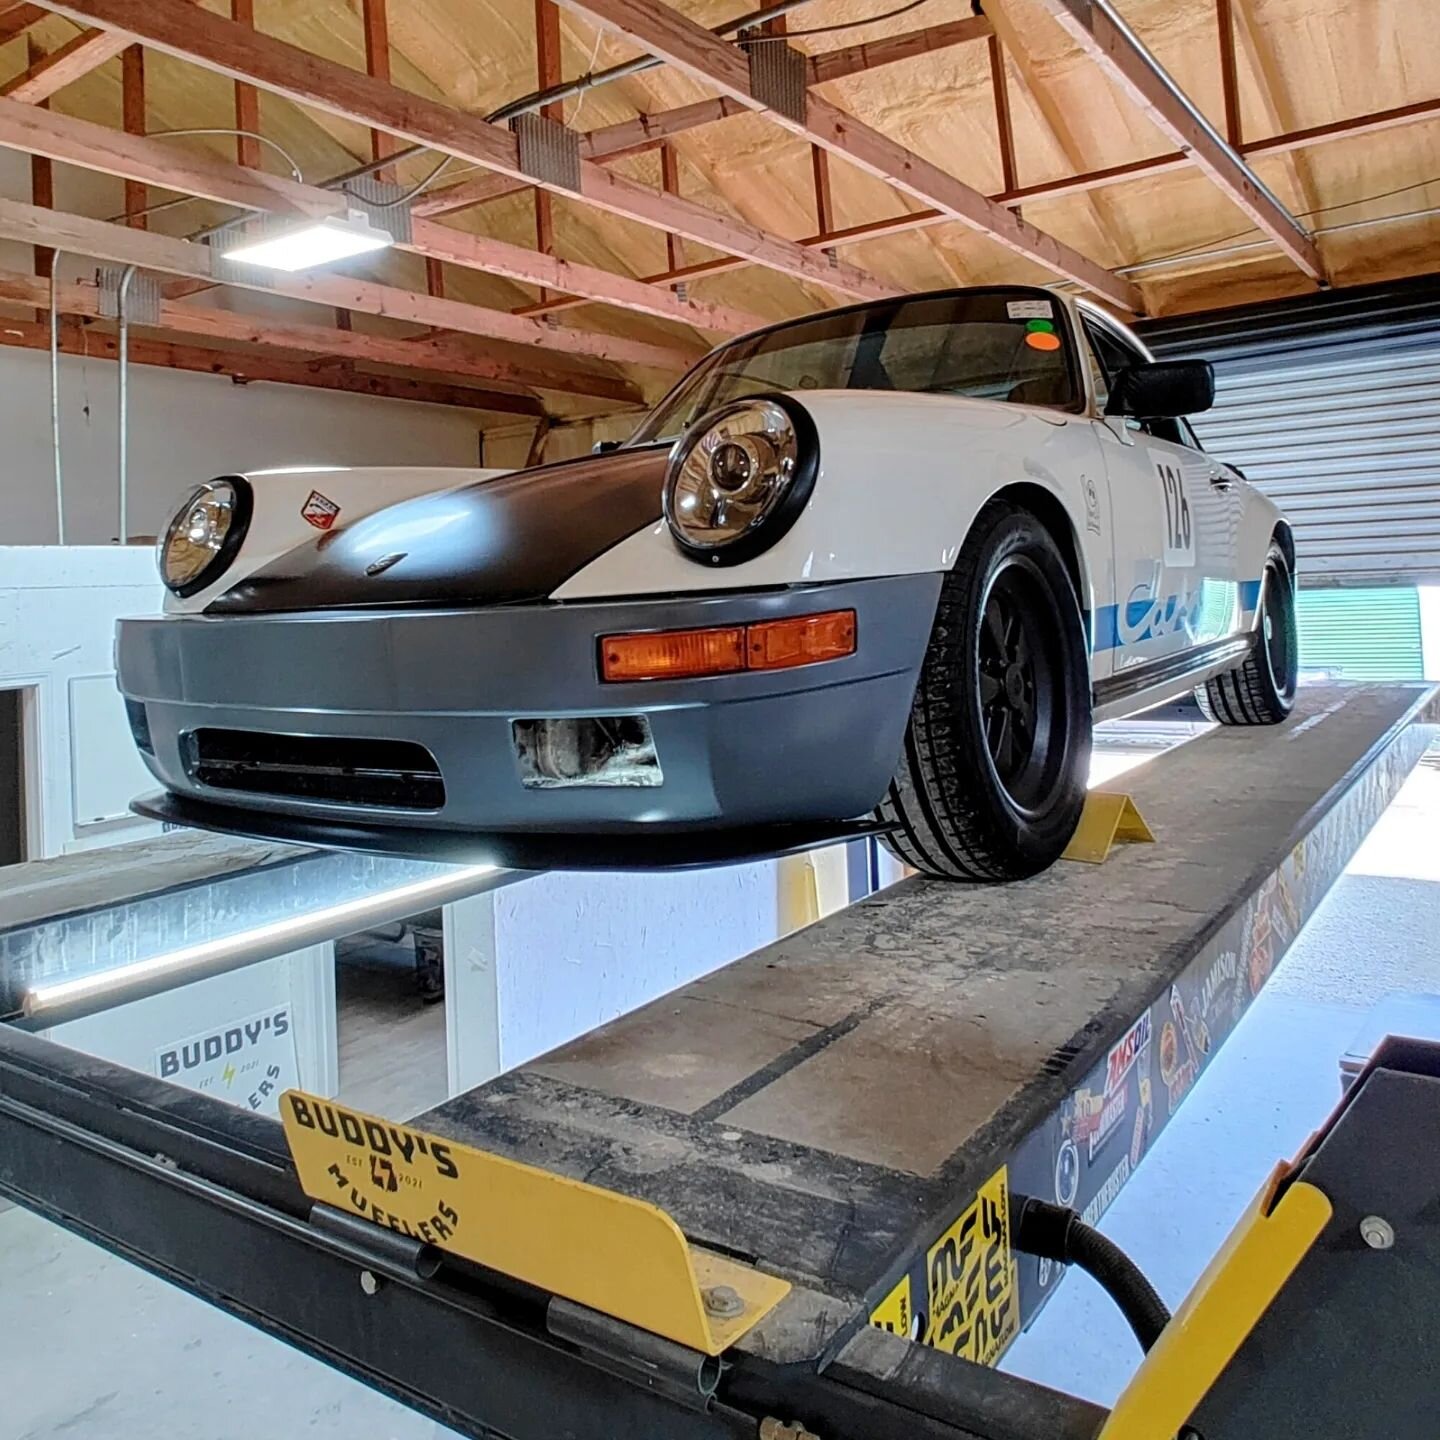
[1080, 314, 1241, 679]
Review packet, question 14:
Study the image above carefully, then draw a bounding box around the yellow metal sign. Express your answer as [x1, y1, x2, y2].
[280, 1090, 789, 1355]
[922, 1166, 1019, 1364]
[870, 1274, 913, 1337]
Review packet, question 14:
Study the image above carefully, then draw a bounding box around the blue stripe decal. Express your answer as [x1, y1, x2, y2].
[1090, 578, 1264, 654]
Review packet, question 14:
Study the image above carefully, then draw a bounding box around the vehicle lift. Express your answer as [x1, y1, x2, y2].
[2, 684, 1438, 1440]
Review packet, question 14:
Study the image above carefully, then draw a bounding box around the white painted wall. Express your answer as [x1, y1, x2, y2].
[0, 341, 488, 545]
[1421, 585, 1440, 680]
[0, 145, 489, 545]
[0, 546, 162, 858]
[45, 943, 339, 1113]
[443, 862, 781, 1093]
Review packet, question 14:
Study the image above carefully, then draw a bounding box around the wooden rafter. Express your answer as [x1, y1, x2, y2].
[546, 0, 1141, 310]
[24, 32, 50, 289]
[517, 91, 1440, 319]
[988, 34, 1016, 196]
[0, 23, 128, 100]
[0, 4, 47, 44]
[230, 0, 260, 168]
[0, 311, 550, 415]
[121, 41, 145, 226]
[1029, 0, 1323, 281]
[416, 16, 995, 221]
[1226, 0, 1324, 223]
[0, 268, 555, 413]
[984, 0, 1134, 267]
[361, 0, 399, 175]
[0, 196, 683, 390]
[0, 94, 767, 334]
[533, 0, 561, 303]
[806, 14, 992, 87]
[31, 0, 894, 301]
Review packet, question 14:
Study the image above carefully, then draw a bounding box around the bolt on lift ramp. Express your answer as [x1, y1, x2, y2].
[1, 684, 1436, 1440]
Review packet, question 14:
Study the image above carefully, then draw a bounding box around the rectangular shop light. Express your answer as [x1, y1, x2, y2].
[221, 208, 393, 272]
[601, 610, 856, 682]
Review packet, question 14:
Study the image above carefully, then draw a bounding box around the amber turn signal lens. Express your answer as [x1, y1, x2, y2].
[746, 610, 857, 671]
[601, 610, 856, 682]
[601, 626, 745, 682]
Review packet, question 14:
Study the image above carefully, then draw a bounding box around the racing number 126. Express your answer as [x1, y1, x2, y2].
[1157, 462, 1192, 562]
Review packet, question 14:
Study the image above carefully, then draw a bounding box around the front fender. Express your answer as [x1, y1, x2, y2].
[553, 391, 1102, 601]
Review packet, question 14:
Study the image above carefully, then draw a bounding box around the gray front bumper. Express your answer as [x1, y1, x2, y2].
[117, 575, 942, 839]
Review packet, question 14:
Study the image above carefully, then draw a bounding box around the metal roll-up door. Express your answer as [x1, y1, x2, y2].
[1294, 588, 1424, 681]
[1139, 276, 1440, 587]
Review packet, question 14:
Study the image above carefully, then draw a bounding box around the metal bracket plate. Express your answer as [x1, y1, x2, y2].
[281, 1089, 789, 1354]
[95, 265, 161, 326]
[340, 176, 413, 245]
[512, 112, 582, 193]
[744, 37, 808, 125]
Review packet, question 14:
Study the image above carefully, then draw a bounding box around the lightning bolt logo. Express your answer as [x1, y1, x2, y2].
[222, 1063, 237, 1087]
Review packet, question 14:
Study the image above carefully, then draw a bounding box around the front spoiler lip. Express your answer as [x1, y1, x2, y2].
[134, 790, 892, 871]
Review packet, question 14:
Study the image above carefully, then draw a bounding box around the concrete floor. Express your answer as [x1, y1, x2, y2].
[2, 760, 1437, 1437]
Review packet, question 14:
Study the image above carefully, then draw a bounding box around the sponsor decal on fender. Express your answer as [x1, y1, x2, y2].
[301, 489, 341, 530]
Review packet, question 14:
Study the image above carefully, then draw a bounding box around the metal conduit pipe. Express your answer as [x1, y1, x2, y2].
[1089, 0, 1311, 243]
[116, 263, 137, 544]
[1114, 202, 1440, 278]
[328, 0, 817, 189]
[48, 252, 65, 545]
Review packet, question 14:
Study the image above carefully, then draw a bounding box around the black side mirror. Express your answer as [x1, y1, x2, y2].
[592, 439, 622, 455]
[1106, 359, 1215, 420]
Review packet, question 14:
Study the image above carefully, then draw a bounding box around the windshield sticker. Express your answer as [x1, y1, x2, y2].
[1025, 331, 1061, 352]
[1007, 299, 1054, 320]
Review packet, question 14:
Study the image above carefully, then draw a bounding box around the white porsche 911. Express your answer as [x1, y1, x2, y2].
[117, 285, 1297, 880]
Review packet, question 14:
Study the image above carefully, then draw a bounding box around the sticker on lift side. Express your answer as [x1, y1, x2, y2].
[301, 489, 341, 531]
[282, 1092, 463, 1247]
[923, 1166, 1018, 1364]
[870, 1166, 1018, 1365]
[870, 1274, 913, 1338]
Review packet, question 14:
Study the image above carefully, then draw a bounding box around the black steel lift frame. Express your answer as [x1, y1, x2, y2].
[1, 684, 1436, 1440]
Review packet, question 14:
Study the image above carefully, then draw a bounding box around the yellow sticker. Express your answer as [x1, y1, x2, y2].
[279, 1090, 789, 1355]
[870, 1274, 913, 1337]
[922, 1166, 1018, 1364]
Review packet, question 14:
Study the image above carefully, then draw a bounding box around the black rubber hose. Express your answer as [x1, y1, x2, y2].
[1012, 1195, 1172, 1351]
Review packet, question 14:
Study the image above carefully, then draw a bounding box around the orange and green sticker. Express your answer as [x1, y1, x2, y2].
[1025, 330, 1061, 352]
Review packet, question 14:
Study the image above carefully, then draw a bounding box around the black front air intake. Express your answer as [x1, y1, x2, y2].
[183, 729, 445, 811]
[207, 446, 670, 615]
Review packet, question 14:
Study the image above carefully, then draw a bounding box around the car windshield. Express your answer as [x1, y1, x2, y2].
[631, 287, 1079, 443]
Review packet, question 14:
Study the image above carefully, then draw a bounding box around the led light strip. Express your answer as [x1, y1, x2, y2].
[24, 863, 499, 1024]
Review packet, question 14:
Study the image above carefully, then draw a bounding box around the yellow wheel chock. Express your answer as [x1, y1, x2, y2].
[1061, 792, 1155, 864]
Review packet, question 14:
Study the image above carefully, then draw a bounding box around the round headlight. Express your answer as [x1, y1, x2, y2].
[157, 476, 253, 597]
[662, 395, 818, 565]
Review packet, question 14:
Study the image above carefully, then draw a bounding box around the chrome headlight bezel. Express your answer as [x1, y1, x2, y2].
[662, 393, 819, 566]
[157, 475, 254, 598]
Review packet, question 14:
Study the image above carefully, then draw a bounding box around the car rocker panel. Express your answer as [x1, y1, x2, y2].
[118, 284, 1295, 879]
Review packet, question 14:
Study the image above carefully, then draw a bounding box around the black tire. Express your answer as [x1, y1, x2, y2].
[1196, 542, 1297, 725]
[876, 501, 1091, 881]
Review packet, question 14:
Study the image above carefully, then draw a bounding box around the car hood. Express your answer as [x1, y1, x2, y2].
[206, 445, 669, 614]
